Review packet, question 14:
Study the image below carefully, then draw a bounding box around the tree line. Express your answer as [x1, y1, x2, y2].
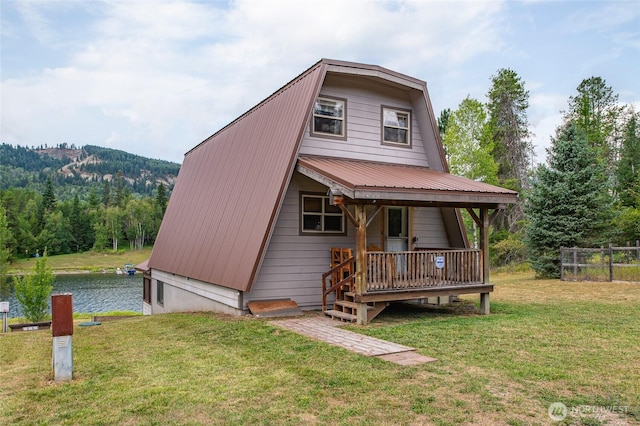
[439, 71, 639, 277]
[0, 176, 168, 265]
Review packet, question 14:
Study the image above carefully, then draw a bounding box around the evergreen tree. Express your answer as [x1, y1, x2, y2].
[526, 123, 612, 278]
[437, 108, 451, 140]
[102, 180, 111, 207]
[0, 204, 12, 283]
[486, 68, 532, 233]
[487, 68, 532, 190]
[88, 186, 101, 210]
[616, 111, 640, 208]
[69, 195, 94, 252]
[155, 183, 168, 217]
[565, 77, 622, 169]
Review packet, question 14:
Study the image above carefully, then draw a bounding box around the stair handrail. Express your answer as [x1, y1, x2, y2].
[322, 256, 355, 312]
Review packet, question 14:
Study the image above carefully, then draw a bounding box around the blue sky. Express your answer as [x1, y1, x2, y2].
[1, 0, 639, 164]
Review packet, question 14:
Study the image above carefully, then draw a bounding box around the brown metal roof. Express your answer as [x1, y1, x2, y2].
[297, 156, 518, 208]
[148, 61, 326, 292]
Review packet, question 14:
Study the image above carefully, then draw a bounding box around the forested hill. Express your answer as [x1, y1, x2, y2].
[0, 143, 180, 200]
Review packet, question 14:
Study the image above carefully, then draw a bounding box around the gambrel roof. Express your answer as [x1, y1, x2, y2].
[149, 59, 517, 292]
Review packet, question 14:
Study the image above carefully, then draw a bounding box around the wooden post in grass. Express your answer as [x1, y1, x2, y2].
[609, 243, 614, 282]
[479, 209, 490, 315]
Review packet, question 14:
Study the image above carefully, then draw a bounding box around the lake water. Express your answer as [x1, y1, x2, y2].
[0, 273, 142, 318]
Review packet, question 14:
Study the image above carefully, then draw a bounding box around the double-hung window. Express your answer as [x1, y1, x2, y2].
[301, 193, 345, 234]
[382, 107, 411, 146]
[312, 96, 346, 138]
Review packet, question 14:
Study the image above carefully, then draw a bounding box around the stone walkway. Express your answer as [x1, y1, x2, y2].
[270, 316, 436, 365]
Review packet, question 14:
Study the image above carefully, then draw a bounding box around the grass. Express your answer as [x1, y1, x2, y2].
[1, 271, 639, 425]
[7, 248, 152, 275]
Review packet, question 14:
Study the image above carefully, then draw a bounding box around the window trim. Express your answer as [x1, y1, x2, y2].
[299, 192, 346, 235]
[311, 95, 347, 140]
[381, 105, 412, 148]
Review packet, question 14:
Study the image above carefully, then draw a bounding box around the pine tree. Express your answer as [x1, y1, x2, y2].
[486, 68, 532, 233]
[566, 77, 622, 170]
[616, 111, 640, 208]
[526, 122, 612, 278]
[486, 68, 532, 191]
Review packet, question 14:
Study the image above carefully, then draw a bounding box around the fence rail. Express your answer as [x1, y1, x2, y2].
[560, 242, 640, 282]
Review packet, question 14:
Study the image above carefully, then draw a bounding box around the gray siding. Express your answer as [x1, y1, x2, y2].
[247, 172, 382, 309]
[412, 207, 451, 249]
[299, 74, 430, 167]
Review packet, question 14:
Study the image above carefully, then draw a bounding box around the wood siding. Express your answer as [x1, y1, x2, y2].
[299, 74, 430, 167]
[247, 175, 450, 309]
[247, 173, 353, 308]
[412, 207, 450, 249]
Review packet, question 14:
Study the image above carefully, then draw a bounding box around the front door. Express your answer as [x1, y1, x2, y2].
[385, 207, 408, 252]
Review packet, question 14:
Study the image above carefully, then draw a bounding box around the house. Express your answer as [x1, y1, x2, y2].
[143, 59, 517, 324]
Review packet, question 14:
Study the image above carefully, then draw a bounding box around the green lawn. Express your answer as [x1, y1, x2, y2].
[1, 272, 638, 425]
[7, 248, 153, 275]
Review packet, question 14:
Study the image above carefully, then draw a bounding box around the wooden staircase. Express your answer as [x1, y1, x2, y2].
[322, 248, 387, 323]
[324, 291, 387, 323]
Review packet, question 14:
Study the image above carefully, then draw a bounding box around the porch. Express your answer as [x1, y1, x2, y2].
[322, 248, 492, 323]
[296, 155, 518, 324]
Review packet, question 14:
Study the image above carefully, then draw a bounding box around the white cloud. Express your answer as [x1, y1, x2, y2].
[1, 0, 637, 166]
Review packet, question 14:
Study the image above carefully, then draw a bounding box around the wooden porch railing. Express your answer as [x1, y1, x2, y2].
[322, 256, 356, 312]
[366, 249, 483, 292]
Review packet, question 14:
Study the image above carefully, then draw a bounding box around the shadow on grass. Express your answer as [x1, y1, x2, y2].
[372, 299, 480, 324]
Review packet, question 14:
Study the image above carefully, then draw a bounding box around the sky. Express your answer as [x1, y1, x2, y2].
[1, 0, 639, 165]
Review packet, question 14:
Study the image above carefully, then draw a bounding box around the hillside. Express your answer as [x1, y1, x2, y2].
[0, 143, 180, 200]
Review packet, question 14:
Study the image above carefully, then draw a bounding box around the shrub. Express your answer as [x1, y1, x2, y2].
[14, 254, 55, 322]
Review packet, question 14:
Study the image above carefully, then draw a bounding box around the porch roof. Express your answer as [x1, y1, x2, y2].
[297, 156, 518, 208]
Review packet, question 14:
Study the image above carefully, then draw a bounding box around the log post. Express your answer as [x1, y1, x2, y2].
[354, 204, 369, 325]
[479, 208, 490, 315]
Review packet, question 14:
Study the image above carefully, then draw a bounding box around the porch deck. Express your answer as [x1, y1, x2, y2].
[322, 249, 490, 315]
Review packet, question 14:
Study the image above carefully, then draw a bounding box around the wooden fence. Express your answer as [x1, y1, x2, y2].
[560, 242, 640, 282]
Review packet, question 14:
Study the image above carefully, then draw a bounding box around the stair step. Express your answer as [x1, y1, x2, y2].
[334, 300, 374, 310]
[324, 309, 357, 322]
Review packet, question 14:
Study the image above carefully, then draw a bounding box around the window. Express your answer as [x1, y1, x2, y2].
[382, 107, 411, 146]
[143, 277, 151, 304]
[312, 96, 346, 138]
[301, 193, 345, 234]
[157, 281, 164, 306]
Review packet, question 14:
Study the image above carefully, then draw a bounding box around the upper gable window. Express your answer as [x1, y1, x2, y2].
[312, 96, 346, 139]
[382, 107, 411, 147]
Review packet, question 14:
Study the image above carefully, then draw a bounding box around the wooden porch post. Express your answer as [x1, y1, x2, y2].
[479, 208, 490, 315]
[354, 204, 369, 325]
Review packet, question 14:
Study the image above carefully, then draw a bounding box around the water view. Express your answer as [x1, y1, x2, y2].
[0, 273, 142, 319]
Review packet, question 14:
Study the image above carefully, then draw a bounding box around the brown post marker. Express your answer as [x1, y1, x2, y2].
[51, 293, 73, 382]
[52, 293, 73, 337]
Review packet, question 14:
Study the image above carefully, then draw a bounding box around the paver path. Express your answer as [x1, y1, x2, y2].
[271, 316, 436, 365]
